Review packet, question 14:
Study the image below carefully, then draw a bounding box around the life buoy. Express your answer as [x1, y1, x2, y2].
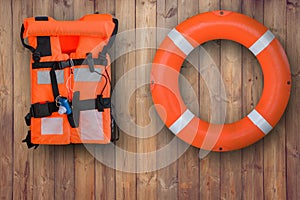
[150, 11, 291, 151]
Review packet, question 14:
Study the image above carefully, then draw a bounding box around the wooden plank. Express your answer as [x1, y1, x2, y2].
[53, 1, 75, 200]
[220, 1, 242, 200]
[12, 0, 34, 199]
[198, 1, 221, 200]
[74, 0, 94, 18]
[0, 0, 13, 199]
[95, 0, 115, 15]
[94, 1, 116, 200]
[135, 0, 157, 199]
[115, 0, 137, 199]
[241, 1, 264, 199]
[286, 1, 300, 200]
[72, 1, 96, 200]
[263, 0, 287, 199]
[177, 0, 199, 199]
[156, 0, 178, 199]
[32, 1, 55, 199]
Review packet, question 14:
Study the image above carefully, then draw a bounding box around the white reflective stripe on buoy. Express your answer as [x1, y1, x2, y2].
[169, 109, 195, 135]
[249, 30, 275, 56]
[168, 28, 194, 55]
[247, 109, 273, 134]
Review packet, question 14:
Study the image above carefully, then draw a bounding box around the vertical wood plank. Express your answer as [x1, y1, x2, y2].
[12, 0, 34, 199]
[73, 1, 96, 200]
[263, 0, 287, 199]
[53, 1, 75, 200]
[286, 1, 300, 199]
[136, 0, 157, 199]
[220, 1, 242, 200]
[32, 1, 55, 199]
[177, 0, 200, 199]
[198, 1, 221, 199]
[115, 0, 137, 199]
[156, 0, 178, 199]
[94, 1, 116, 200]
[241, 1, 264, 199]
[0, 0, 13, 199]
[95, 0, 115, 15]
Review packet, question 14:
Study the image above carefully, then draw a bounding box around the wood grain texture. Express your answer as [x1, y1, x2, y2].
[263, 0, 287, 199]
[1, 0, 299, 199]
[12, 0, 34, 199]
[286, 1, 300, 200]
[136, 0, 157, 199]
[156, 0, 178, 199]
[241, 1, 264, 199]
[220, 1, 243, 200]
[198, 1, 221, 200]
[115, 0, 137, 199]
[177, 0, 200, 199]
[0, 0, 13, 199]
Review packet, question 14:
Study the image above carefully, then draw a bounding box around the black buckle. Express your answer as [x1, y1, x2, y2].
[96, 95, 111, 112]
[32, 52, 41, 62]
[31, 102, 51, 118]
[57, 59, 74, 70]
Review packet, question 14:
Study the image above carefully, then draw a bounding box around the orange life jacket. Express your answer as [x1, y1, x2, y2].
[21, 14, 118, 148]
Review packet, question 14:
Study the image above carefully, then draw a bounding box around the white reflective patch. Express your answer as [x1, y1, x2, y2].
[38, 70, 64, 84]
[74, 68, 102, 82]
[79, 110, 104, 140]
[247, 109, 273, 134]
[249, 30, 275, 56]
[168, 28, 194, 55]
[169, 109, 195, 135]
[41, 117, 63, 135]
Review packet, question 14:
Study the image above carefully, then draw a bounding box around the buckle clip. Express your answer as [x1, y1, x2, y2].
[32, 52, 41, 62]
[58, 60, 73, 70]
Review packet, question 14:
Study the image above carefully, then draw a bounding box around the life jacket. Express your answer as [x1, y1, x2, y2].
[21, 14, 118, 148]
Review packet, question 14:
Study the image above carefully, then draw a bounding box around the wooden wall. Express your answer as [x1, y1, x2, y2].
[0, 0, 299, 199]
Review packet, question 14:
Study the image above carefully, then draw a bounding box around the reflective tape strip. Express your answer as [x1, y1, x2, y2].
[80, 110, 104, 140]
[169, 109, 195, 135]
[74, 68, 102, 82]
[168, 28, 194, 55]
[249, 30, 275, 56]
[247, 109, 273, 134]
[37, 70, 64, 84]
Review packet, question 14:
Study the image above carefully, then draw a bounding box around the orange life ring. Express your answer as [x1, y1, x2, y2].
[150, 11, 291, 152]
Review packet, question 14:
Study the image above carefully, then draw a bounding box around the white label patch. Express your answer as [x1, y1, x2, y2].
[41, 117, 63, 135]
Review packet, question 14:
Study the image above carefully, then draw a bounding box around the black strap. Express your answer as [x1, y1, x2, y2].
[20, 24, 35, 53]
[50, 68, 59, 99]
[30, 102, 58, 118]
[22, 131, 39, 149]
[98, 18, 119, 64]
[35, 16, 48, 21]
[32, 57, 109, 69]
